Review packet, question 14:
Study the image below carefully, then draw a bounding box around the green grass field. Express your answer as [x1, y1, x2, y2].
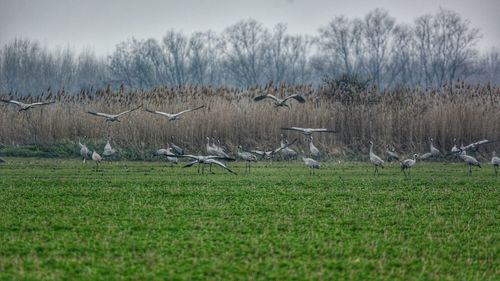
[0, 158, 498, 280]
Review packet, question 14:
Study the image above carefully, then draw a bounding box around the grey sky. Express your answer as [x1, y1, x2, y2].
[1, 0, 499, 56]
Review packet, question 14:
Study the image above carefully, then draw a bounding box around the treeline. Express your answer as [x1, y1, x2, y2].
[1, 8, 499, 95]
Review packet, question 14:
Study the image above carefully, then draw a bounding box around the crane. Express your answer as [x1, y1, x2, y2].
[92, 150, 102, 171]
[308, 136, 320, 159]
[1, 99, 54, 111]
[144, 105, 204, 121]
[281, 127, 337, 136]
[430, 138, 441, 157]
[254, 93, 305, 108]
[86, 105, 141, 122]
[302, 157, 320, 175]
[386, 145, 399, 162]
[400, 154, 417, 178]
[369, 141, 384, 174]
[237, 146, 258, 173]
[79, 141, 90, 163]
[102, 139, 116, 158]
[179, 155, 236, 174]
[458, 150, 481, 176]
[491, 151, 500, 177]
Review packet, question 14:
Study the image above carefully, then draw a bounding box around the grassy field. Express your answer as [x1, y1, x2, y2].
[0, 158, 498, 280]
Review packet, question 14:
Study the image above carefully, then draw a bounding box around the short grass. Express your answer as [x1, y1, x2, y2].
[0, 158, 498, 280]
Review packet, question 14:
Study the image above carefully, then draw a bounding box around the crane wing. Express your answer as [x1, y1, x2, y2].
[144, 108, 171, 118]
[183, 160, 199, 168]
[465, 139, 497, 150]
[30, 101, 55, 106]
[206, 159, 237, 174]
[310, 128, 337, 133]
[283, 94, 306, 103]
[115, 105, 142, 117]
[273, 138, 297, 154]
[1, 99, 24, 107]
[254, 94, 279, 102]
[86, 111, 114, 118]
[175, 105, 205, 116]
[280, 127, 306, 133]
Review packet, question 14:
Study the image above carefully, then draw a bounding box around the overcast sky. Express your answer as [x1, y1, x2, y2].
[1, 0, 499, 56]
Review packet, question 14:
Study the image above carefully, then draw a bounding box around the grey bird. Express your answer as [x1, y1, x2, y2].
[308, 136, 320, 160]
[102, 139, 116, 157]
[417, 152, 433, 161]
[250, 139, 298, 161]
[386, 145, 399, 162]
[86, 105, 141, 122]
[1, 99, 54, 111]
[79, 141, 90, 163]
[281, 127, 337, 136]
[144, 105, 204, 121]
[92, 150, 103, 171]
[179, 155, 236, 174]
[155, 146, 178, 167]
[458, 150, 481, 176]
[170, 136, 184, 155]
[279, 135, 298, 161]
[462, 139, 497, 157]
[302, 157, 320, 175]
[254, 93, 305, 108]
[237, 146, 258, 173]
[491, 151, 500, 177]
[430, 138, 441, 157]
[400, 154, 417, 178]
[369, 141, 384, 174]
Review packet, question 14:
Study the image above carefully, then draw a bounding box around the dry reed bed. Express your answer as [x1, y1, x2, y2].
[1, 84, 499, 157]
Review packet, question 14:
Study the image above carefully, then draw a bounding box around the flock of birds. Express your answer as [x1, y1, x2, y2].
[1, 95, 499, 177]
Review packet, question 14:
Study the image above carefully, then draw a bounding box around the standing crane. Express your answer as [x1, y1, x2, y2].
[491, 151, 500, 177]
[451, 138, 461, 155]
[279, 134, 298, 161]
[430, 138, 441, 157]
[308, 136, 320, 160]
[170, 136, 184, 155]
[458, 150, 481, 176]
[102, 139, 116, 158]
[237, 146, 258, 173]
[302, 157, 320, 175]
[92, 150, 102, 171]
[79, 141, 90, 163]
[386, 145, 399, 162]
[400, 154, 417, 178]
[369, 141, 384, 174]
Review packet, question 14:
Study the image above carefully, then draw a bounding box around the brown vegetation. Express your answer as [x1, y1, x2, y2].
[1, 82, 499, 158]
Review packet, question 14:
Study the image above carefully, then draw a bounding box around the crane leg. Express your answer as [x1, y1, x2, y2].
[495, 166, 498, 177]
[468, 165, 472, 176]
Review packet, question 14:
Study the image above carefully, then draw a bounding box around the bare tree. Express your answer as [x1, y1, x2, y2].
[223, 19, 269, 87]
[363, 9, 395, 88]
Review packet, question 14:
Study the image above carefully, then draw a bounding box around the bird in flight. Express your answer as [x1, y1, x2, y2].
[86, 105, 142, 122]
[1, 99, 54, 111]
[144, 105, 205, 121]
[281, 127, 337, 136]
[254, 93, 305, 108]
